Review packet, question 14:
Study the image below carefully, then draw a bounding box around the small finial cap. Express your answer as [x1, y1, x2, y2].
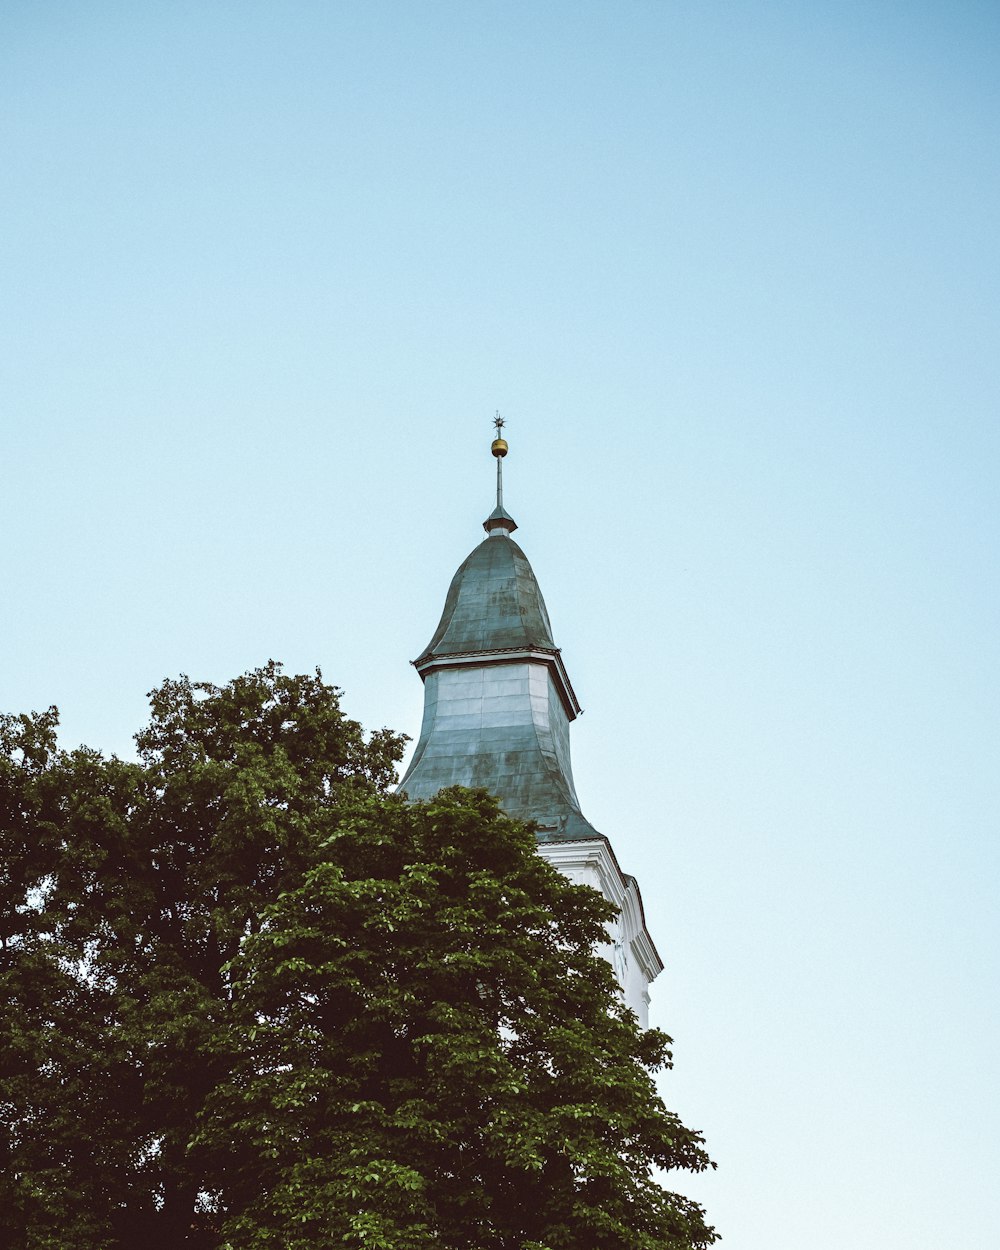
[484, 504, 517, 535]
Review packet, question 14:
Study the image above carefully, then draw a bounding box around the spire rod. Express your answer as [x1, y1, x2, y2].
[484, 412, 517, 536]
[493, 412, 505, 509]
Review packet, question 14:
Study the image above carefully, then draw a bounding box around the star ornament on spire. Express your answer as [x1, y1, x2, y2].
[493, 412, 505, 433]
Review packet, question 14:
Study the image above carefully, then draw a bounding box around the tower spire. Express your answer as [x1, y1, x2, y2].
[493, 412, 506, 509]
[484, 412, 517, 535]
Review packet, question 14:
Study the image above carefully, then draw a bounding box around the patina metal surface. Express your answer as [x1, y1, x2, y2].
[400, 530, 601, 843]
[416, 533, 556, 660]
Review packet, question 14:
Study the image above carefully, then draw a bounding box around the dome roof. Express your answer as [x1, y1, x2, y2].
[416, 533, 556, 661]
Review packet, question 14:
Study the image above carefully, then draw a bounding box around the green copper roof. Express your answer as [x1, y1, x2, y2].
[416, 533, 557, 662]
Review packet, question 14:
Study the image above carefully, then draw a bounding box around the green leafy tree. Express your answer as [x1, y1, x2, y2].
[0, 664, 716, 1249]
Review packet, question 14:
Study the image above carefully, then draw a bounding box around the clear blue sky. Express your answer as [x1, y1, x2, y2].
[3, 3, 998, 1246]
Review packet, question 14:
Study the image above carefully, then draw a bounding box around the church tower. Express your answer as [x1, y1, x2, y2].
[399, 421, 662, 1026]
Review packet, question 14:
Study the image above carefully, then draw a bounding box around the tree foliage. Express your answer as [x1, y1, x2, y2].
[0, 663, 715, 1249]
